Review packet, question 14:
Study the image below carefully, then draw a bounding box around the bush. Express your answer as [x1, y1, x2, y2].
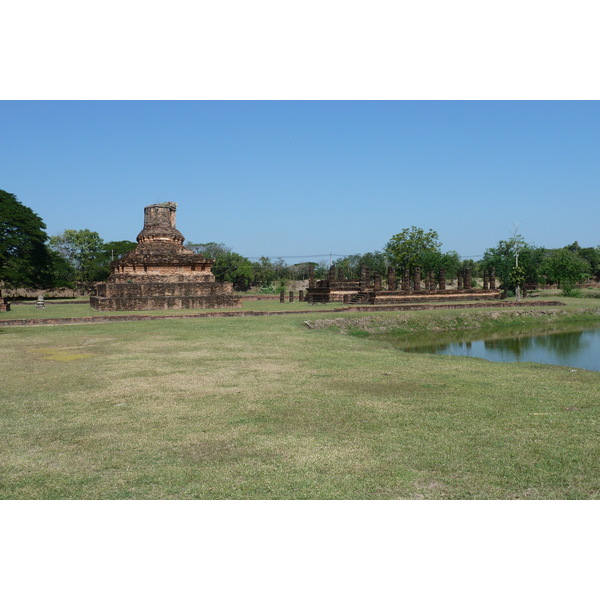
[259, 285, 276, 294]
[561, 284, 582, 298]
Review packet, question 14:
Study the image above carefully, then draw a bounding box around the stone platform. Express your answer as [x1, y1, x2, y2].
[90, 202, 242, 311]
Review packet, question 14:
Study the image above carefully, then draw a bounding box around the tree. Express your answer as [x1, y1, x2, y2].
[0, 189, 53, 288]
[334, 251, 388, 280]
[91, 240, 137, 281]
[47, 249, 77, 288]
[565, 242, 600, 280]
[542, 249, 590, 287]
[49, 229, 105, 283]
[185, 241, 231, 259]
[251, 256, 290, 287]
[439, 250, 461, 281]
[101, 240, 137, 262]
[187, 241, 254, 290]
[384, 227, 442, 273]
[212, 251, 254, 291]
[481, 237, 546, 292]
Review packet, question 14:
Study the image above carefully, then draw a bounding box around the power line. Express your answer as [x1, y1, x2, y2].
[245, 253, 350, 260]
[245, 253, 485, 262]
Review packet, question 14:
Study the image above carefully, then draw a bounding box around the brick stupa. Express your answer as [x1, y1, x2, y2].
[90, 202, 242, 311]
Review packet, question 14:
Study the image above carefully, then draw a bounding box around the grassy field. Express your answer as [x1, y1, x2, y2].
[1, 298, 347, 320]
[1, 298, 599, 499]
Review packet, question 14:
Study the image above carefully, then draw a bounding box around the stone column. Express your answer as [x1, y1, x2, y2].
[328, 265, 336, 281]
[360, 264, 368, 292]
[280, 290, 285, 303]
[413, 267, 421, 291]
[299, 290, 304, 302]
[439, 269, 446, 291]
[36, 295, 45, 309]
[464, 268, 472, 290]
[489, 268, 496, 290]
[374, 273, 382, 291]
[429, 271, 436, 291]
[483, 271, 489, 290]
[457, 272, 463, 291]
[289, 291, 294, 302]
[308, 264, 315, 288]
[387, 266, 397, 291]
[402, 269, 410, 292]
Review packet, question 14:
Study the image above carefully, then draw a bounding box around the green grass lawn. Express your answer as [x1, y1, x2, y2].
[1, 298, 346, 320]
[1, 299, 599, 499]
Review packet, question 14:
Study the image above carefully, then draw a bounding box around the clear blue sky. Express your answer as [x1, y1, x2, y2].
[2, 100, 599, 263]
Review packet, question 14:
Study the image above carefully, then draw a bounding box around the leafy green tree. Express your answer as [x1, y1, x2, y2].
[49, 229, 105, 283]
[288, 262, 313, 281]
[47, 249, 77, 288]
[565, 242, 600, 279]
[187, 241, 254, 290]
[481, 237, 546, 291]
[185, 241, 231, 259]
[251, 257, 290, 286]
[0, 189, 53, 288]
[439, 250, 461, 281]
[384, 227, 442, 273]
[332, 254, 361, 279]
[313, 261, 329, 280]
[102, 240, 137, 262]
[212, 251, 254, 291]
[89, 240, 137, 281]
[334, 251, 388, 279]
[542, 249, 590, 287]
[294, 261, 328, 281]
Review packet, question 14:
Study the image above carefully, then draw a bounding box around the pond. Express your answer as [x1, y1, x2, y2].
[376, 322, 600, 372]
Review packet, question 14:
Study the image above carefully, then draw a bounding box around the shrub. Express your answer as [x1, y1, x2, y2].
[259, 285, 276, 294]
[561, 284, 582, 298]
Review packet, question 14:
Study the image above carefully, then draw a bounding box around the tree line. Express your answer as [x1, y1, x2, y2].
[2, 189, 598, 294]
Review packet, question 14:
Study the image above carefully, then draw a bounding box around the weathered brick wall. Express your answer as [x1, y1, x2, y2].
[369, 291, 501, 304]
[97, 282, 233, 298]
[91, 202, 240, 311]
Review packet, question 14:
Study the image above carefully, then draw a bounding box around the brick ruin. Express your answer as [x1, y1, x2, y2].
[90, 203, 242, 311]
[0, 289, 10, 312]
[305, 265, 500, 304]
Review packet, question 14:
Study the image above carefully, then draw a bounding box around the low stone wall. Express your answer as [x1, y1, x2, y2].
[1, 287, 82, 299]
[94, 281, 234, 298]
[369, 291, 502, 304]
[239, 295, 280, 301]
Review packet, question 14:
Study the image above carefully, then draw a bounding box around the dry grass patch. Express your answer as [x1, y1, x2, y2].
[1, 309, 599, 499]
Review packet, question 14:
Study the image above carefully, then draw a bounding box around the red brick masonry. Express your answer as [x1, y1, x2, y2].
[90, 203, 242, 311]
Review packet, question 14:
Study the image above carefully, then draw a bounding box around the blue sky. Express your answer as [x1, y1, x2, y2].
[2, 100, 599, 263]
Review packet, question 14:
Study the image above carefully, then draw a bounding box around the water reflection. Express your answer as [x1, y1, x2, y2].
[378, 323, 600, 371]
[483, 330, 589, 358]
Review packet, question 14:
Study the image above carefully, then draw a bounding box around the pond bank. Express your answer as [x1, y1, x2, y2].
[305, 305, 600, 336]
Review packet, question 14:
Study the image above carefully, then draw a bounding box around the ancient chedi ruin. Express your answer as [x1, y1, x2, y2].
[90, 203, 242, 311]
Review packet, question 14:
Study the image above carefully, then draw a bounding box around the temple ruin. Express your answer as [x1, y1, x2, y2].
[90, 203, 242, 311]
[0, 289, 10, 312]
[305, 265, 500, 304]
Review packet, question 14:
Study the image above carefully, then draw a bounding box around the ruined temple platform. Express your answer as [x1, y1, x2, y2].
[90, 202, 242, 311]
[366, 290, 502, 304]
